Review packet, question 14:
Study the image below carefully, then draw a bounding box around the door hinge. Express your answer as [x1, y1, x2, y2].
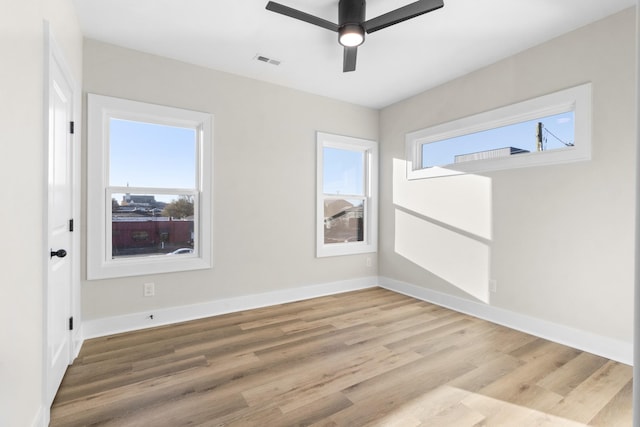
[69, 218, 74, 232]
[69, 121, 75, 134]
[69, 316, 74, 331]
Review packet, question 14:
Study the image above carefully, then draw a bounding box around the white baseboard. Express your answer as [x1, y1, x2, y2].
[81, 275, 632, 365]
[31, 405, 45, 427]
[82, 277, 377, 339]
[379, 276, 633, 365]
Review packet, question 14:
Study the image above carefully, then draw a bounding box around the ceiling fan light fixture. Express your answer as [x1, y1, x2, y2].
[338, 24, 364, 47]
[265, 0, 444, 71]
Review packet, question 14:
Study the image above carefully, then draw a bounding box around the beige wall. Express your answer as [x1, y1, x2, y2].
[81, 39, 379, 320]
[379, 8, 637, 343]
[0, 0, 82, 425]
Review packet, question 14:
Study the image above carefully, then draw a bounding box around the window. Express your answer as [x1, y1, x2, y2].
[406, 83, 591, 179]
[317, 132, 378, 257]
[87, 94, 212, 279]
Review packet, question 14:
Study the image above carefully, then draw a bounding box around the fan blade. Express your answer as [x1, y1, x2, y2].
[266, 2, 339, 32]
[343, 46, 357, 72]
[363, 0, 444, 34]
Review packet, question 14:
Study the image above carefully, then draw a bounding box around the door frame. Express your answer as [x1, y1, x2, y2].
[42, 21, 82, 422]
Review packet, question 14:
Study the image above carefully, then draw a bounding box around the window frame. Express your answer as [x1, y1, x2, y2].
[405, 83, 592, 179]
[87, 94, 213, 279]
[316, 132, 378, 257]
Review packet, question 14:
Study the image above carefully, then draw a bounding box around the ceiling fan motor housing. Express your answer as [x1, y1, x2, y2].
[338, 0, 366, 46]
[339, 0, 366, 25]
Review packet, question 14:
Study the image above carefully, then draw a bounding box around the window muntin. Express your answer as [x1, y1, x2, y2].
[406, 83, 591, 179]
[317, 132, 377, 257]
[88, 94, 212, 279]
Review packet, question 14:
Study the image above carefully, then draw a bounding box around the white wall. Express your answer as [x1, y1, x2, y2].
[81, 40, 379, 322]
[380, 8, 636, 348]
[0, 0, 82, 425]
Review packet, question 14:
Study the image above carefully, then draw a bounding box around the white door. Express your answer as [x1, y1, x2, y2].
[45, 37, 74, 407]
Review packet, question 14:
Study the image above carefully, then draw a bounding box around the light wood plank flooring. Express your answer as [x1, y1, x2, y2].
[51, 288, 632, 426]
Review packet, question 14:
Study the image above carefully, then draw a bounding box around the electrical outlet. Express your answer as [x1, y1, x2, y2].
[143, 282, 155, 297]
[366, 257, 372, 267]
[489, 279, 497, 293]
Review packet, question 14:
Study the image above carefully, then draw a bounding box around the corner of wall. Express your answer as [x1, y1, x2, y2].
[379, 276, 633, 365]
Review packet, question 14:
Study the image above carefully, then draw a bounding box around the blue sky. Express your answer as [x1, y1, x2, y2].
[109, 118, 196, 189]
[422, 111, 575, 167]
[323, 147, 364, 196]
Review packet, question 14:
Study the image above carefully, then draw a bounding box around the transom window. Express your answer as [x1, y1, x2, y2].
[87, 94, 212, 279]
[421, 111, 575, 168]
[406, 83, 592, 179]
[317, 132, 378, 257]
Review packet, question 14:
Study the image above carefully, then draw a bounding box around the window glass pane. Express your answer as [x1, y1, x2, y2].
[324, 198, 364, 244]
[323, 147, 364, 196]
[111, 192, 194, 258]
[109, 118, 196, 188]
[422, 111, 574, 168]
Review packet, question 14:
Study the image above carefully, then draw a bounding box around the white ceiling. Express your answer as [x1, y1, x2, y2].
[73, 0, 635, 109]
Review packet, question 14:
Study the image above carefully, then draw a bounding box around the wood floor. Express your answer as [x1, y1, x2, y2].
[50, 288, 633, 426]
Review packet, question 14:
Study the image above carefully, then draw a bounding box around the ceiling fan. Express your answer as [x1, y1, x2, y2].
[265, 0, 444, 72]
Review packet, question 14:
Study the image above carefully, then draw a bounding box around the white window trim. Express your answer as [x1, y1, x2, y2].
[317, 132, 378, 257]
[87, 94, 213, 279]
[406, 83, 592, 179]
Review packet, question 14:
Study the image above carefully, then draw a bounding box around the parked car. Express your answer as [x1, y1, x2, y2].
[167, 248, 194, 255]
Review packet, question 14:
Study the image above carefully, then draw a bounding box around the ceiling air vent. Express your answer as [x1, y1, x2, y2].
[254, 54, 281, 66]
